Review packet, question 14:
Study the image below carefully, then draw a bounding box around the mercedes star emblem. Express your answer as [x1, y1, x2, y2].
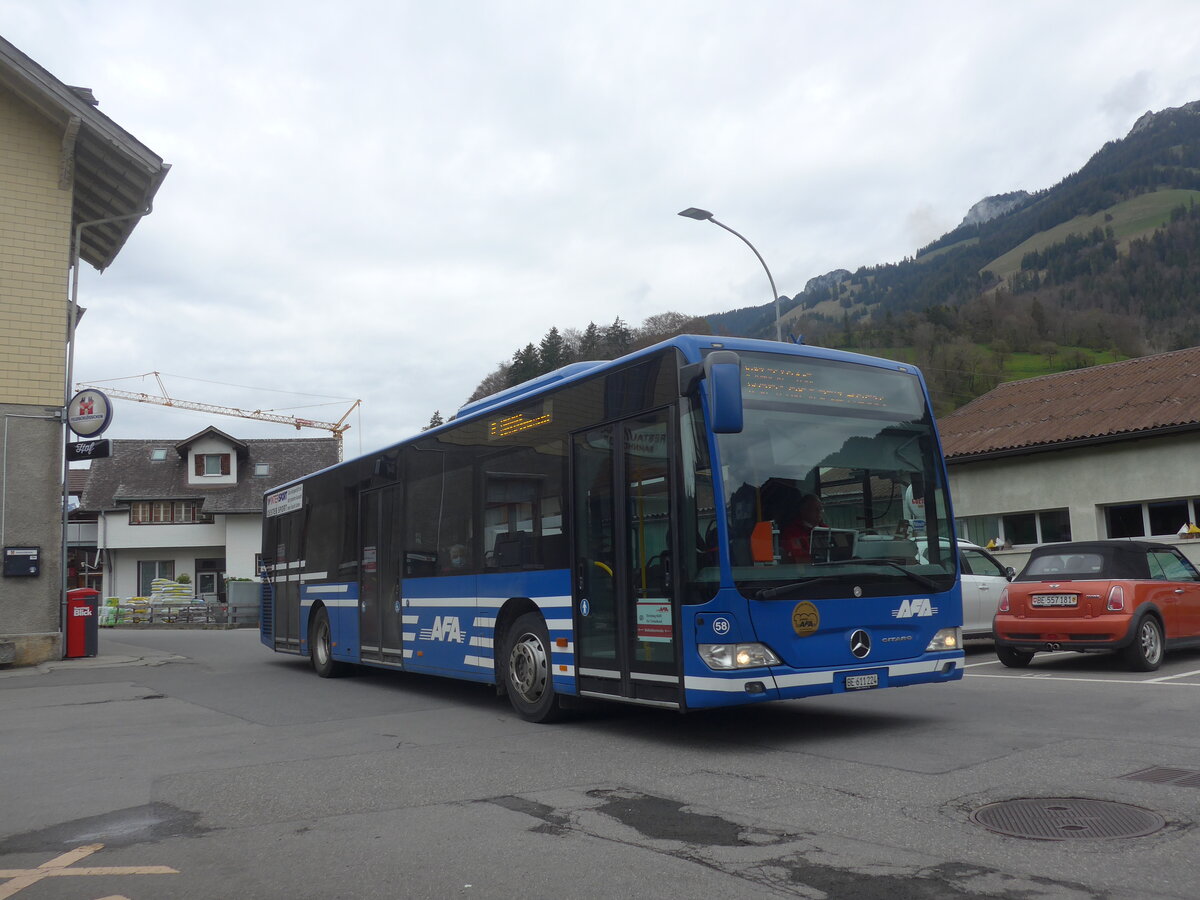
[850, 629, 871, 659]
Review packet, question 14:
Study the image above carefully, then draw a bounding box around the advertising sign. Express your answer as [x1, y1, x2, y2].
[66, 389, 113, 438]
[66, 439, 111, 461]
[265, 485, 303, 518]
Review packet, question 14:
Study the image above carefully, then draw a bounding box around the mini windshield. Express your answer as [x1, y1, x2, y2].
[712, 353, 955, 600]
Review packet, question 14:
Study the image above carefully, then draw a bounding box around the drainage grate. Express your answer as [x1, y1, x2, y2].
[1121, 766, 1200, 788]
[970, 798, 1166, 841]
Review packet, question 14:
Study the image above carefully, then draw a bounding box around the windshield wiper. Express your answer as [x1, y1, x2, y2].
[756, 576, 843, 600]
[848, 558, 940, 590]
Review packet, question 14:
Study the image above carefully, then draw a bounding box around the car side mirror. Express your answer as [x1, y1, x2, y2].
[1005, 566, 1016, 581]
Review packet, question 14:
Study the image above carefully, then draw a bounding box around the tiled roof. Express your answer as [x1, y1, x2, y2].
[67, 469, 89, 495]
[939, 347, 1200, 460]
[79, 436, 339, 514]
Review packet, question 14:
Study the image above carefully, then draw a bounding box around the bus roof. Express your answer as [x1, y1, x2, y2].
[263, 335, 922, 496]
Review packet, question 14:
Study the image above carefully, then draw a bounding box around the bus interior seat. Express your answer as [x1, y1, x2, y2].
[494, 531, 535, 568]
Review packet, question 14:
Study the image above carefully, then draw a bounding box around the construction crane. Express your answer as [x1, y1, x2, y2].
[75, 372, 360, 461]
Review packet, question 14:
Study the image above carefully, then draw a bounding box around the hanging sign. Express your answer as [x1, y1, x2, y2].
[66, 438, 111, 461]
[66, 389, 113, 438]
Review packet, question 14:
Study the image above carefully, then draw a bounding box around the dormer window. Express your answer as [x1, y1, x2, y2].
[150, 448, 168, 461]
[254, 463, 271, 476]
[195, 453, 231, 476]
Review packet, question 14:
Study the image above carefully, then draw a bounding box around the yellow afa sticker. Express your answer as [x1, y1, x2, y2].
[792, 601, 819, 637]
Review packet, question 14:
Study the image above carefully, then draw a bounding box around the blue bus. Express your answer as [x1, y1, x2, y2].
[261, 335, 963, 721]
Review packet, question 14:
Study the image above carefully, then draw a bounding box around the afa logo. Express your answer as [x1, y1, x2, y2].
[893, 598, 938, 618]
[419, 615, 466, 643]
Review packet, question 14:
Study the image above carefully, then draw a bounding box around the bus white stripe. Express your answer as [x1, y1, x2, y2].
[300, 597, 358, 609]
[305, 584, 349, 594]
[464, 656, 494, 669]
[474, 617, 496, 629]
[544, 618, 572, 631]
[402, 615, 420, 625]
[536, 596, 573, 608]
[402, 632, 415, 642]
[470, 636, 494, 649]
[685, 675, 783, 692]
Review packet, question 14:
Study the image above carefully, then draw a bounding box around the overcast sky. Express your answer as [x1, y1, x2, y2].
[7, 1, 1200, 458]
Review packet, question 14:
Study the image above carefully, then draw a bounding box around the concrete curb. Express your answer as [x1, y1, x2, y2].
[0, 653, 186, 679]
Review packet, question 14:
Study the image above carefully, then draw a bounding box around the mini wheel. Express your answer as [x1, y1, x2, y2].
[996, 645, 1034, 668]
[1124, 616, 1164, 672]
[310, 606, 347, 677]
[503, 612, 563, 723]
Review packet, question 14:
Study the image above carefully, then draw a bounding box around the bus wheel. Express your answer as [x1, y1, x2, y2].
[310, 607, 346, 678]
[504, 612, 562, 723]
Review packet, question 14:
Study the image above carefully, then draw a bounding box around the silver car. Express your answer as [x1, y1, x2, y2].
[918, 539, 1014, 637]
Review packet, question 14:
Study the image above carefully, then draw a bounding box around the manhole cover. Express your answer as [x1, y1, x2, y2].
[970, 798, 1166, 841]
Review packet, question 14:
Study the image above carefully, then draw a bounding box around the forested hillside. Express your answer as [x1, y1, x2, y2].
[462, 101, 1200, 419]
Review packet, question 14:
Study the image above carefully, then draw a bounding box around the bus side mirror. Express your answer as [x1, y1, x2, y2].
[704, 350, 743, 434]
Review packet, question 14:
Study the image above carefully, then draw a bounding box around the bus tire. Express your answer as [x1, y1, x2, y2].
[310, 606, 347, 678]
[503, 612, 562, 723]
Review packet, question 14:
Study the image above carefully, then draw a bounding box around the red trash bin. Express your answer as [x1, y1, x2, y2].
[65, 588, 100, 658]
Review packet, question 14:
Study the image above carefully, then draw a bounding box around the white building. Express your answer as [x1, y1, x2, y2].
[938, 347, 1200, 570]
[79, 426, 338, 600]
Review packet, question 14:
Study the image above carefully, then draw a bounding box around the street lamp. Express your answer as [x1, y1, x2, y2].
[678, 207, 782, 341]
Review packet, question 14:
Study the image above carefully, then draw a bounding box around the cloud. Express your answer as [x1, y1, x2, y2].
[10, 0, 1200, 453]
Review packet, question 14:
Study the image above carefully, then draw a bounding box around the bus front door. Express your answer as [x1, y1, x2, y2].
[573, 409, 681, 708]
[359, 483, 404, 666]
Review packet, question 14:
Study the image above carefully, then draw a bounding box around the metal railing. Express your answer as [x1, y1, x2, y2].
[99, 601, 259, 628]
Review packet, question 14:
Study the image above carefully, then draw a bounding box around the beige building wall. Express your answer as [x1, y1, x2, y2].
[0, 87, 72, 665]
[0, 88, 71, 404]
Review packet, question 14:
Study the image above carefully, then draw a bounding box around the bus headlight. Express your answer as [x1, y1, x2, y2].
[698, 643, 781, 670]
[925, 628, 961, 652]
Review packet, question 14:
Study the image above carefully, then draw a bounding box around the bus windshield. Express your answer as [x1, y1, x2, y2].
[713, 353, 955, 600]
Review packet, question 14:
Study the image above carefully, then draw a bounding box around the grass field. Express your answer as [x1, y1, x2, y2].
[861, 344, 1128, 383]
[982, 188, 1200, 281]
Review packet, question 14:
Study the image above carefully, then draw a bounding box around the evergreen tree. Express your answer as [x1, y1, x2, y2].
[538, 326, 569, 372]
[603, 316, 632, 357]
[578, 321, 602, 358]
[507, 343, 540, 387]
[422, 410, 444, 431]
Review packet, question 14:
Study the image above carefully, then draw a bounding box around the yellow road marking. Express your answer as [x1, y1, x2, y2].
[0, 843, 177, 898]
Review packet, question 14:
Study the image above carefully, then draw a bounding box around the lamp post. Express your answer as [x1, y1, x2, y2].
[678, 207, 782, 341]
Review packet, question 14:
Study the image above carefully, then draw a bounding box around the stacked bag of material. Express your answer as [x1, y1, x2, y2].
[150, 578, 193, 601]
[147, 578, 192, 624]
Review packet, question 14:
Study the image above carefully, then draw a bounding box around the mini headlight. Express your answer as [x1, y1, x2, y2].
[925, 627, 961, 652]
[698, 643, 781, 670]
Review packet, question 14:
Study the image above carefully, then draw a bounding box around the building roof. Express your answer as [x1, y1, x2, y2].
[0, 36, 170, 270]
[80, 436, 339, 514]
[175, 426, 249, 457]
[67, 469, 89, 495]
[939, 347, 1200, 461]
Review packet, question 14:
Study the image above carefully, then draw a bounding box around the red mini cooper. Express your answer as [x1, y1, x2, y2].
[993, 540, 1200, 671]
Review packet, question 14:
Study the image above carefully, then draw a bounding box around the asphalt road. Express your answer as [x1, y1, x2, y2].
[1, 630, 1198, 899]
